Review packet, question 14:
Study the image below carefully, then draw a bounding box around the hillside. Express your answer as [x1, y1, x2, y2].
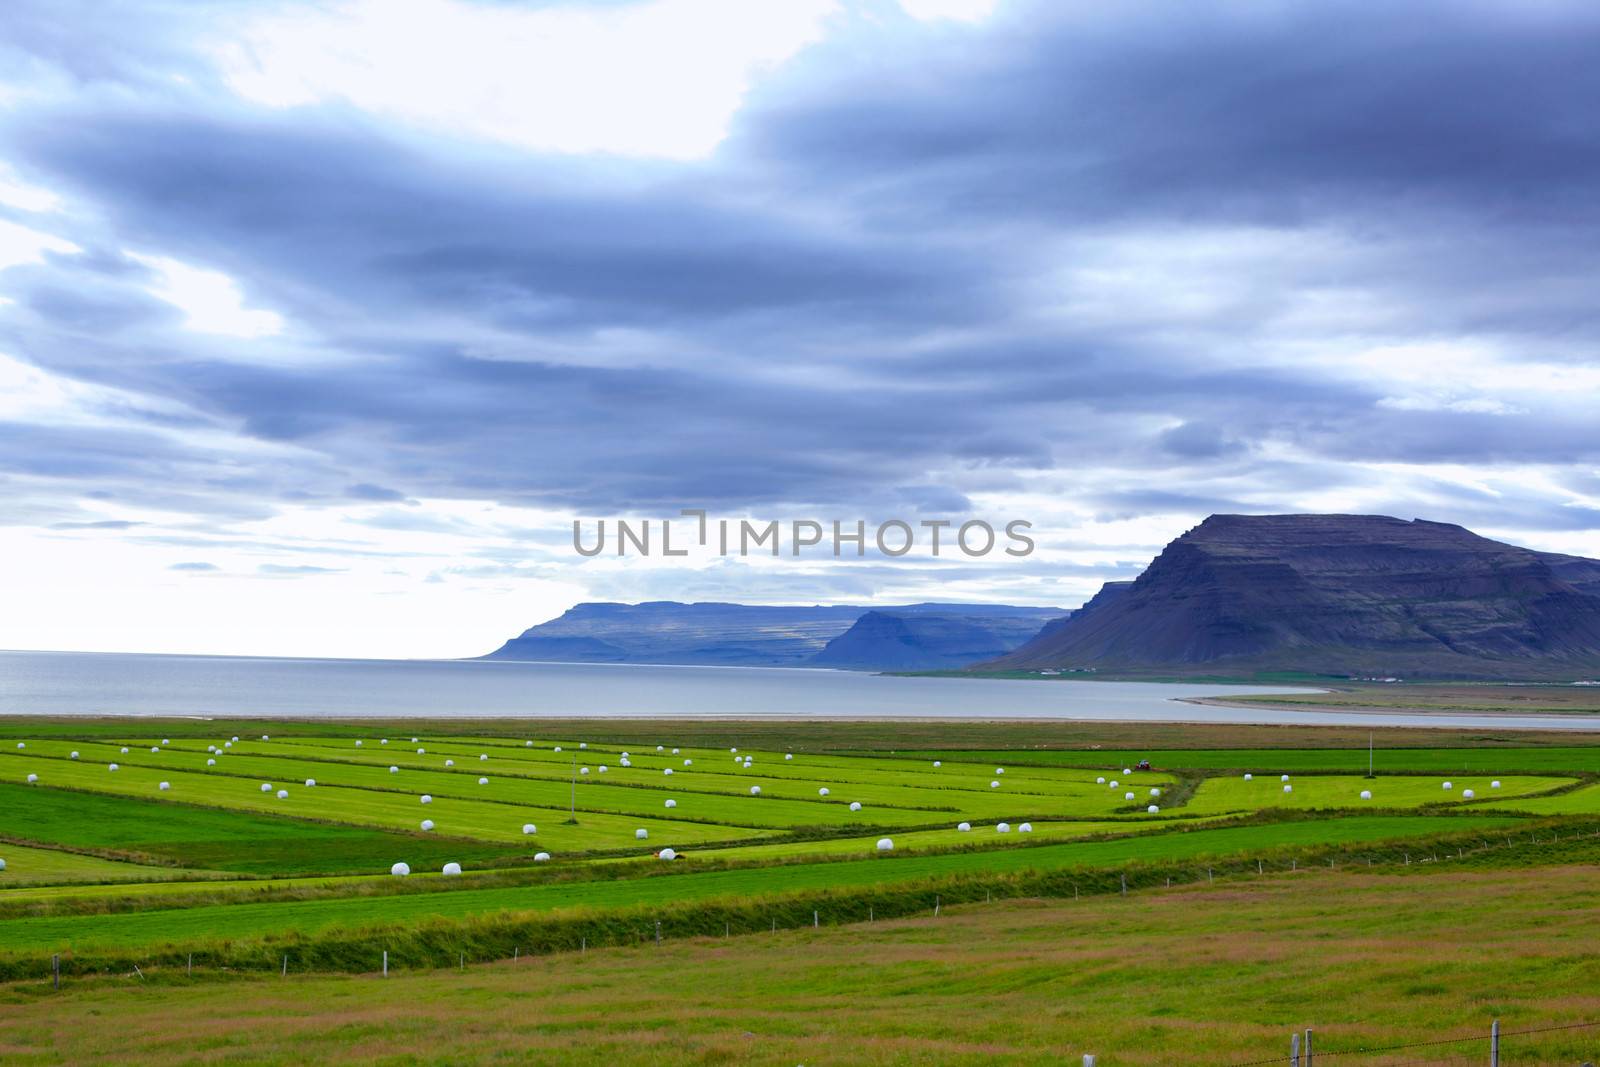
[482, 601, 1065, 669]
[985, 514, 1600, 680]
[809, 607, 1066, 670]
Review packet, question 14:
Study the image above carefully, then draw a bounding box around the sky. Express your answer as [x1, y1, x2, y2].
[1, 0, 1598, 659]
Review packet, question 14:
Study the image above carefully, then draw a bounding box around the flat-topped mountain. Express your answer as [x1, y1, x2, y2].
[482, 601, 1065, 669]
[985, 514, 1600, 680]
[810, 607, 1067, 671]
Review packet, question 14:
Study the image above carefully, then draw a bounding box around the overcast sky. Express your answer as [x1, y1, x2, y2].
[2, 0, 1598, 658]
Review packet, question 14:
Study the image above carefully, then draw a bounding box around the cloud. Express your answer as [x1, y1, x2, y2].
[168, 560, 218, 571]
[0, 0, 1598, 655]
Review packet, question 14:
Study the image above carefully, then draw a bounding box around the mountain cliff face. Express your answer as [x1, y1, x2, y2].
[986, 514, 1600, 679]
[482, 601, 1065, 669]
[810, 607, 1067, 670]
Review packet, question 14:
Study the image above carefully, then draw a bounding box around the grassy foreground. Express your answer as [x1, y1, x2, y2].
[3, 861, 1598, 1065]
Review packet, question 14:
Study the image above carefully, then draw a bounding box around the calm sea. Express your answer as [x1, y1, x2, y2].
[0, 650, 1596, 730]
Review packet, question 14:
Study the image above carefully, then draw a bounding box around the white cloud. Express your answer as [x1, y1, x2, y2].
[214, 0, 840, 160]
[0, 218, 78, 271]
[131, 253, 284, 338]
[0, 165, 61, 213]
[898, 0, 998, 22]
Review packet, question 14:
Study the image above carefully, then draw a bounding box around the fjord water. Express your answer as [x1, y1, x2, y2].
[1, 650, 1598, 730]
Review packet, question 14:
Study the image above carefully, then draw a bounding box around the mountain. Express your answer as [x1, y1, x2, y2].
[984, 514, 1600, 680]
[810, 607, 1068, 671]
[481, 601, 1066, 669]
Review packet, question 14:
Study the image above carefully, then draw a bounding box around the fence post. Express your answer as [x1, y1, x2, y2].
[1304, 1027, 1313, 1064]
[187, 953, 192, 978]
[383, 950, 388, 977]
[1490, 1019, 1499, 1067]
[1082, 1055, 1096, 1066]
[655, 920, 662, 945]
[282, 954, 287, 978]
[813, 910, 818, 928]
[1120, 873, 1127, 896]
[52, 954, 60, 991]
[935, 895, 941, 917]
[1290, 1031, 1300, 1067]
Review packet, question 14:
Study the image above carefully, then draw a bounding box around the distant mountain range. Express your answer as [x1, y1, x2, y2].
[985, 514, 1600, 680]
[480, 601, 1067, 670]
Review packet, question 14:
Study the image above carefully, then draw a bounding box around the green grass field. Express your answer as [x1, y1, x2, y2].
[1, 718, 1596, 1012]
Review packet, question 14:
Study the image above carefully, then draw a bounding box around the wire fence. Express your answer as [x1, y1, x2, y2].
[1219, 1019, 1600, 1066]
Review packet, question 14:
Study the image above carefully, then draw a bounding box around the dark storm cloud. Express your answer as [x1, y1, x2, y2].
[0, 0, 1597, 554]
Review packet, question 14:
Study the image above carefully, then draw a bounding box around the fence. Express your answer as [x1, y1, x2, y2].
[1211, 1020, 1600, 1066]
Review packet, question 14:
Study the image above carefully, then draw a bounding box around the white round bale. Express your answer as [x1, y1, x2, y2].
[1147, 805, 1159, 814]
[849, 801, 862, 812]
[1443, 781, 1453, 790]
[27, 773, 39, 783]
[1019, 822, 1033, 833]
[750, 786, 761, 795]
[876, 838, 893, 851]
[420, 794, 432, 804]
[1491, 780, 1502, 788]
[207, 758, 216, 766]
[534, 852, 550, 862]
[442, 862, 462, 876]
[69, 751, 79, 759]
[996, 822, 1011, 833]
[260, 783, 272, 792]
[664, 768, 674, 776]
[818, 787, 830, 796]
[478, 777, 489, 785]
[1463, 789, 1475, 798]
[1360, 790, 1372, 799]
[1095, 776, 1105, 784]
[1244, 773, 1253, 780]
[990, 780, 1000, 789]
[158, 781, 170, 791]
[108, 763, 118, 771]
[659, 848, 677, 860]
[389, 766, 399, 773]
[420, 819, 434, 831]
[1281, 774, 1290, 782]
[276, 789, 288, 799]
[305, 779, 316, 787]
[391, 862, 410, 876]
[444, 759, 454, 767]
[1283, 784, 1293, 793]
[522, 824, 537, 834]
[1124, 792, 1135, 800]
[958, 822, 971, 831]
[665, 798, 677, 808]
[635, 828, 649, 840]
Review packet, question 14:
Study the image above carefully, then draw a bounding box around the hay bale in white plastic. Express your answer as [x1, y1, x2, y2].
[389, 765, 399, 773]
[305, 779, 316, 787]
[391, 862, 409, 876]
[27, 773, 38, 783]
[260, 783, 272, 792]
[933, 760, 942, 768]
[523, 741, 531, 747]
[162, 739, 169, 746]
[1149, 788, 1161, 797]
[876, 838, 893, 851]
[1123, 768, 1132, 775]
[522, 824, 537, 834]
[849, 801, 862, 812]
[1281, 774, 1290, 782]
[382, 739, 389, 745]
[417, 748, 426, 755]
[579, 742, 587, 750]
[635, 828, 649, 840]
[121, 747, 129, 754]
[672, 747, 680, 755]
[996, 822, 1011, 833]
[207, 758, 216, 766]
[1360, 790, 1372, 799]
[1491, 780, 1502, 788]
[444, 759, 454, 767]
[1019, 822, 1033, 833]
[233, 736, 240, 742]
[108, 763, 118, 771]
[0, 859, 6, 870]
[478, 777, 489, 785]
[1443, 781, 1453, 790]
[411, 737, 419, 743]
[1095, 776, 1105, 784]
[785, 753, 793, 761]
[620, 758, 631, 767]
[1147, 805, 1159, 814]
[553, 746, 561, 752]
[70, 751, 79, 759]
[657, 848, 677, 861]
[655, 745, 664, 751]
[534, 852, 550, 862]
[1463, 789, 1475, 799]
[990, 780, 1000, 789]
[276, 789, 288, 799]
[151, 747, 159, 753]
[996, 767, 1005, 775]
[420, 819, 434, 831]
[1244, 773, 1252, 780]
[479, 754, 488, 762]
[665, 798, 677, 808]
[684, 759, 693, 766]
[420, 794, 433, 804]
[958, 822, 971, 831]
[14, 742, 22, 749]
[818, 787, 830, 796]
[664, 768, 674, 776]
[1124, 792, 1135, 800]
[620, 752, 630, 758]
[1109, 780, 1119, 789]
[1282, 784, 1292, 793]
[442, 862, 462, 876]
[579, 766, 589, 775]
[355, 740, 363, 747]
[730, 747, 738, 754]
[224, 741, 232, 748]
[750, 786, 761, 795]
[262, 735, 270, 741]
[157, 780, 169, 790]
